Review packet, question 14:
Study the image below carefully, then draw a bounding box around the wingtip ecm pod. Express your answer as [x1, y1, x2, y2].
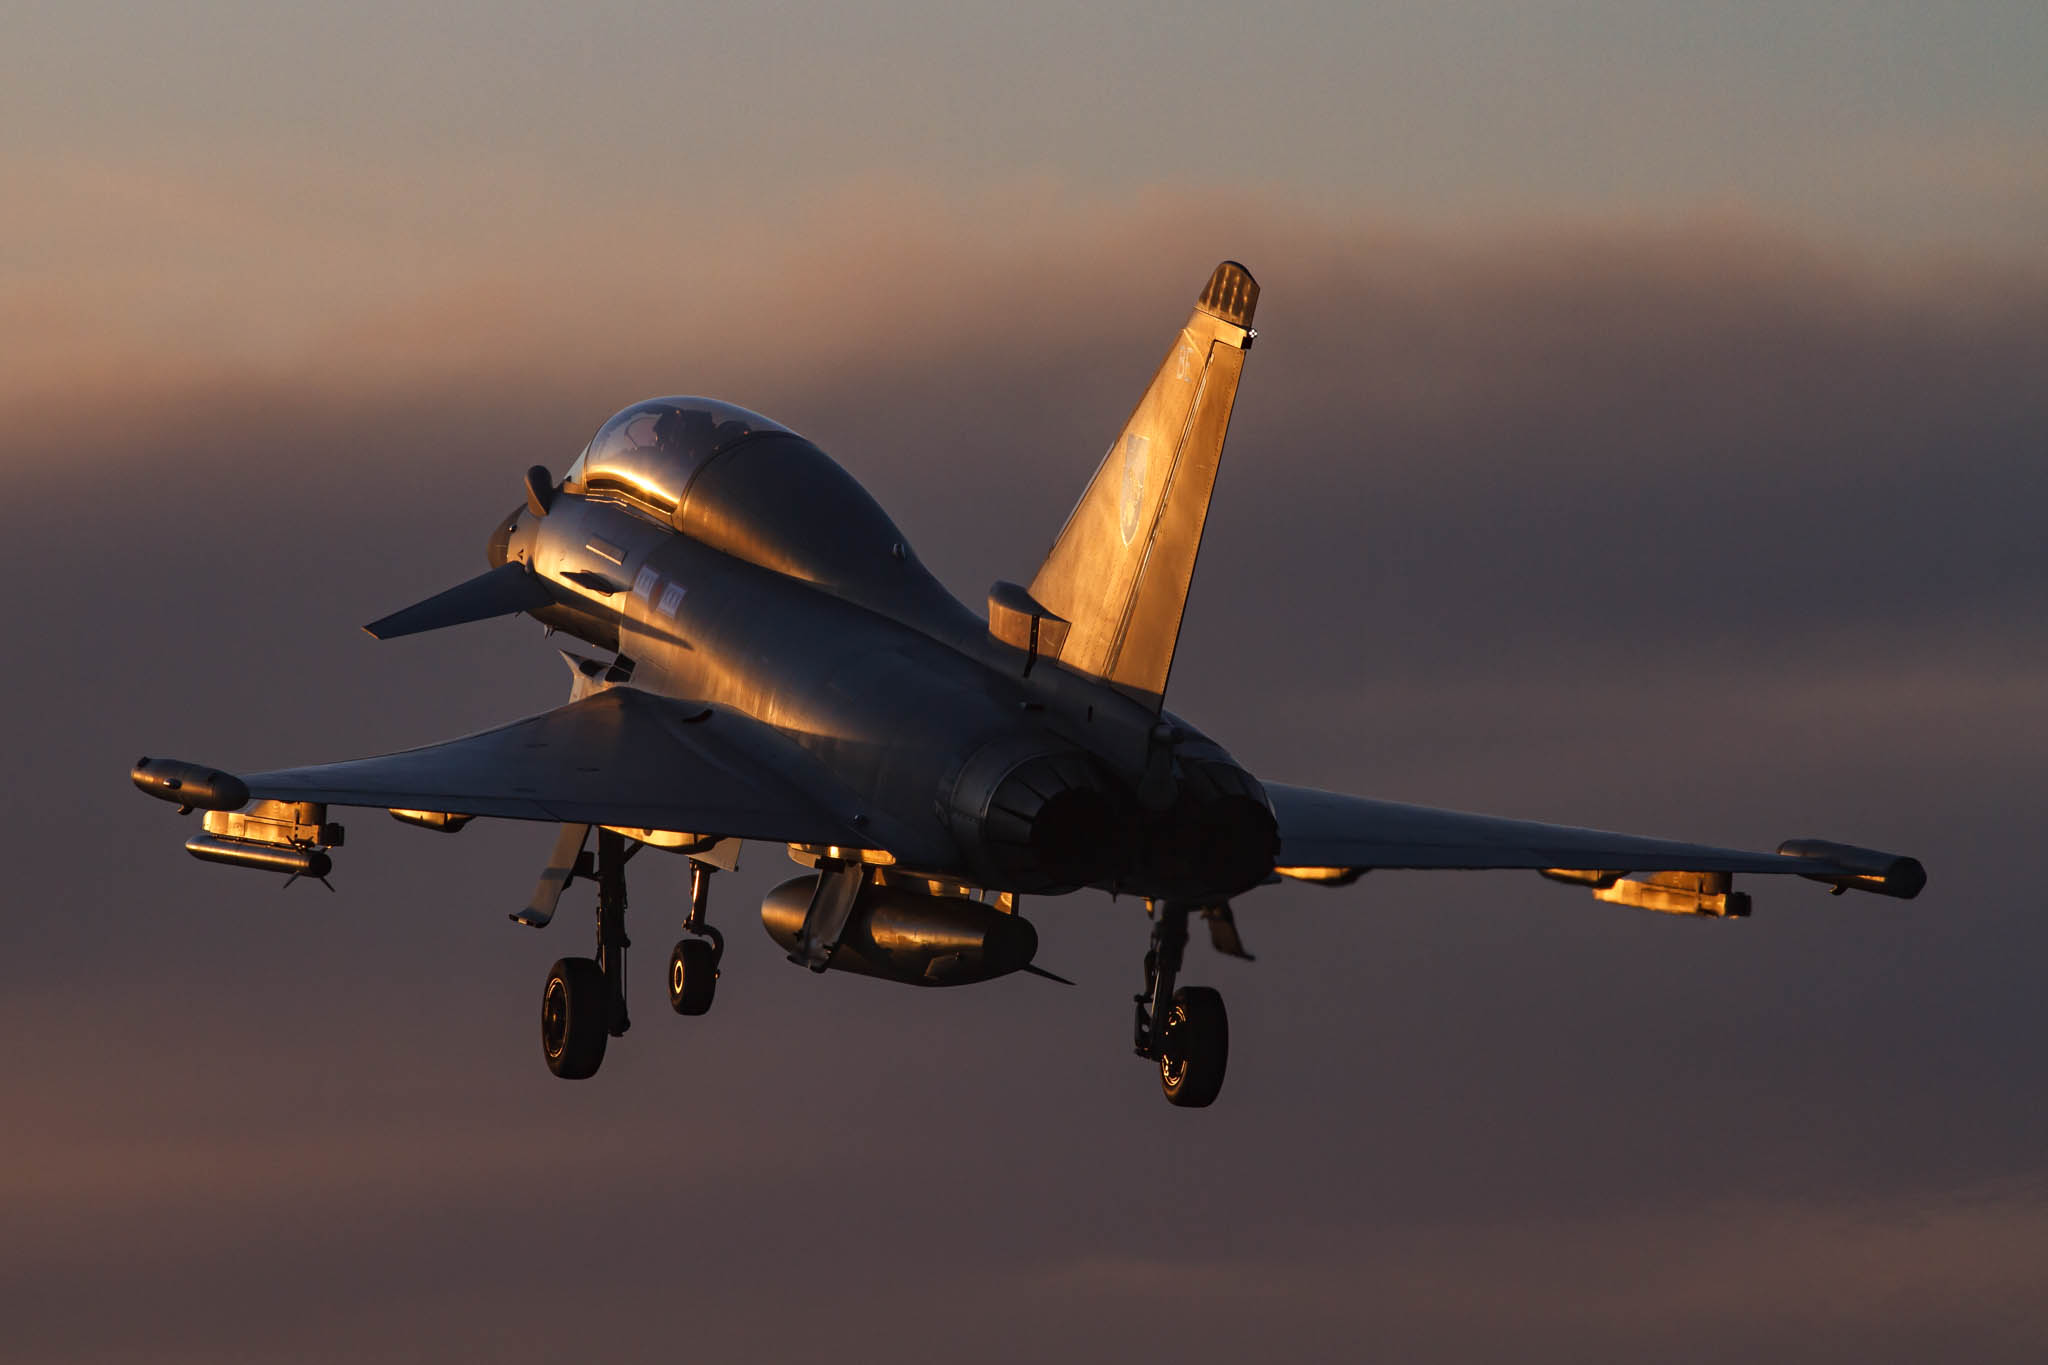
[1778, 839, 1927, 899]
[131, 756, 249, 811]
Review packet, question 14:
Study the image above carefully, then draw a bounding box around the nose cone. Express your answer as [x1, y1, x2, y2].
[486, 504, 525, 569]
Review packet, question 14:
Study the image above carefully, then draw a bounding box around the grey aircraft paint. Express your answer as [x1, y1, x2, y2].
[128, 262, 1923, 1106]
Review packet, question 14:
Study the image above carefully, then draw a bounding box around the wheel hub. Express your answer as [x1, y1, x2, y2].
[542, 977, 570, 1060]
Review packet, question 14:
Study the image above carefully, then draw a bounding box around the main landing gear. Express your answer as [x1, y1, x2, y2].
[537, 829, 724, 1079]
[539, 828, 631, 1079]
[541, 956, 611, 1080]
[1133, 901, 1241, 1107]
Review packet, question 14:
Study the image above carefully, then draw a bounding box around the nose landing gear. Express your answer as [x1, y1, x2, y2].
[669, 860, 723, 1016]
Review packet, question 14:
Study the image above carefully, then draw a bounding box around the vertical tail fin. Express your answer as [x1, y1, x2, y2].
[1027, 261, 1259, 709]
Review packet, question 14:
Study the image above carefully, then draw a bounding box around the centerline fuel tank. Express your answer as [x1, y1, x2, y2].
[760, 874, 1041, 987]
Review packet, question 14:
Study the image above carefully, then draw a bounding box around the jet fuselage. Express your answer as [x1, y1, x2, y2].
[490, 471, 1277, 901]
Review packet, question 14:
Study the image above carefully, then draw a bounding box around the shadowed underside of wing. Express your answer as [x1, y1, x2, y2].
[1266, 782, 1921, 889]
[240, 688, 868, 846]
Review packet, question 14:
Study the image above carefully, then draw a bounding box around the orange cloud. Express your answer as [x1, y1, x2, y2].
[8, 165, 2041, 440]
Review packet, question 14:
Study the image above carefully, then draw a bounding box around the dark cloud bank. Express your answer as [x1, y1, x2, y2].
[5, 218, 2045, 1362]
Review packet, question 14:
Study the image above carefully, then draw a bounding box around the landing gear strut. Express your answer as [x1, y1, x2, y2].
[669, 859, 723, 1016]
[540, 828, 636, 1079]
[1133, 901, 1230, 1107]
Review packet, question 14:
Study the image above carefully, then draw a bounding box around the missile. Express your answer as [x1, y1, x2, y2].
[184, 833, 332, 878]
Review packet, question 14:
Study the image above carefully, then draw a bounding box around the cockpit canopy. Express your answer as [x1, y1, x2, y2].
[559, 395, 962, 630]
[565, 398, 793, 516]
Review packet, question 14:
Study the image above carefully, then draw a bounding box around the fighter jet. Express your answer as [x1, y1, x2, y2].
[130, 262, 1925, 1107]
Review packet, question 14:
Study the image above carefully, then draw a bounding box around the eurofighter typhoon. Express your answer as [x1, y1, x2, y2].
[131, 263, 1925, 1106]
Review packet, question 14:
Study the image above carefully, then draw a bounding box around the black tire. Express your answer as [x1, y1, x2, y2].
[669, 938, 718, 1016]
[1158, 986, 1228, 1108]
[541, 957, 609, 1079]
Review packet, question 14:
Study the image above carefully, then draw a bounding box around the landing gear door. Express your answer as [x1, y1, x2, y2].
[690, 836, 743, 872]
[515, 822, 592, 927]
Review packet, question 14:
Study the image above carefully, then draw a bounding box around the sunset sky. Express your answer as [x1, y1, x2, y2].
[7, 5, 2047, 1361]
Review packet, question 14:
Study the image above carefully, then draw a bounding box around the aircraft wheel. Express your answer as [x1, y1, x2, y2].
[669, 939, 718, 1016]
[542, 957, 609, 1079]
[1158, 986, 1228, 1108]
